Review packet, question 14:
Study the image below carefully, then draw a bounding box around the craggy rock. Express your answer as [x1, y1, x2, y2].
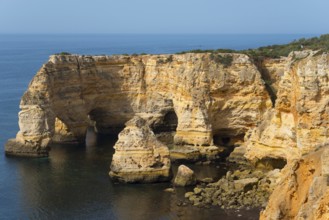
[245, 51, 329, 164]
[109, 116, 171, 183]
[261, 147, 329, 220]
[185, 166, 282, 209]
[5, 53, 271, 157]
[233, 177, 258, 191]
[174, 165, 197, 187]
[5, 46, 329, 218]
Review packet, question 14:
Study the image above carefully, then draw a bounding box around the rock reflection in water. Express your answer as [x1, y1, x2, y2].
[13, 136, 259, 220]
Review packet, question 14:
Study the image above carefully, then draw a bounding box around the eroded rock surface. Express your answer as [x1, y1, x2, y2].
[185, 165, 281, 209]
[245, 51, 329, 164]
[6, 53, 271, 157]
[5, 48, 329, 218]
[261, 147, 329, 220]
[109, 116, 171, 183]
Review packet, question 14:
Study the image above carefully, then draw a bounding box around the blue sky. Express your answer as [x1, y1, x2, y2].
[1, 0, 329, 34]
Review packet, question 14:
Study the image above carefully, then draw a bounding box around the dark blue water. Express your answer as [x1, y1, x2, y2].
[0, 34, 316, 219]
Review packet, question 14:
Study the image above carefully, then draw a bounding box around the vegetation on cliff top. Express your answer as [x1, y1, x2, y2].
[177, 34, 329, 59]
[55, 52, 72, 55]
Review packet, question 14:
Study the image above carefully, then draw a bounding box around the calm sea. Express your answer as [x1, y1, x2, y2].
[0, 34, 315, 220]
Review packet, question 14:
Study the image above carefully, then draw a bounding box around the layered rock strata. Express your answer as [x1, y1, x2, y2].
[245, 51, 329, 164]
[5, 49, 329, 217]
[5, 53, 271, 157]
[109, 116, 171, 183]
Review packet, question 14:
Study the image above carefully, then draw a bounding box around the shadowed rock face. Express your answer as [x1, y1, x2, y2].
[5, 53, 271, 157]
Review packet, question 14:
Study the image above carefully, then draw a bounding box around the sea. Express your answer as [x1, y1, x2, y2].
[0, 34, 316, 220]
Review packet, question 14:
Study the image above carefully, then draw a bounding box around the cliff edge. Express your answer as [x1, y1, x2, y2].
[5, 53, 271, 157]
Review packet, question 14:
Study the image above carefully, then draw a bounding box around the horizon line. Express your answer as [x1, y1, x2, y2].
[0, 32, 325, 35]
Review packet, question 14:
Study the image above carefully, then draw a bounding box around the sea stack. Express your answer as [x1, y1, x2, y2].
[109, 116, 171, 183]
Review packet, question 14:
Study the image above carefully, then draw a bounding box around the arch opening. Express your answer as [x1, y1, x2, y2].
[152, 110, 178, 147]
[85, 126, 98, 148]
[52, 117, 78, 144]
[88, 108, 128, 135]
[213, 135, 231, 146]
[212, 132, 245, 159]
[255, 157, 287, 170]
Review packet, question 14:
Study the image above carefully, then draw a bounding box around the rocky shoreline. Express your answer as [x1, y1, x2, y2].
[5, 49, 329, 218]
[184, 163, 281, 210]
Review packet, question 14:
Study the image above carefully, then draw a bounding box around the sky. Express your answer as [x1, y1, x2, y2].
[0, 0, 329, 34]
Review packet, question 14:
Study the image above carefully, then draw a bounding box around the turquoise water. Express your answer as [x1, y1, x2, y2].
[0, 34, 315, 219]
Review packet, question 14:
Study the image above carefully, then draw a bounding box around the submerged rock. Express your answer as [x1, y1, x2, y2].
[109, 116, 171, 183]
[5, 139, 49, 157]
[174, 165, 196, 187]
[164, 188, 175, 193]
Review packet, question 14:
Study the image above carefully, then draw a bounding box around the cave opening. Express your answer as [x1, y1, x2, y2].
[213, 134, 232, 147]
[88, 108, 126, 135]
[84, 109, 125, 150]
[255, 157, 287, 170]
[153, 110, 178, 147]
[153, 110, 178, 133]
[212, 133, 245, 160]
[52, 117, 78, 144]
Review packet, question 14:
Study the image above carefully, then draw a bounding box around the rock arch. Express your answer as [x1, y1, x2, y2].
[5, 54, 271, 157]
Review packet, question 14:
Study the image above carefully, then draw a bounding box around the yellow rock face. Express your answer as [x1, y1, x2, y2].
[260, 147, 329, 220]
[109, 116, 171, 183]
[245, 51, 329, 163]
[6, 53, 271, 156]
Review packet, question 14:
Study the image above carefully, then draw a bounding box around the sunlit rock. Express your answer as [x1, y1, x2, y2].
[109, 116, 171, 183]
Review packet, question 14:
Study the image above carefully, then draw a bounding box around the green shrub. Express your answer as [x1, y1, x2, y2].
[55, 52, 71, 55]
[157, 55, 173, 64]
[210, 54, 233, 68]
[175, 34, 329, 59]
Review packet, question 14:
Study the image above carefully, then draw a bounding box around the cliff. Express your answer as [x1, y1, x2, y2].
[5, 53, 271, 157]
[5, 50, 329, 217]
[245, 51, 329, 165]
[261, 147, 329, 220]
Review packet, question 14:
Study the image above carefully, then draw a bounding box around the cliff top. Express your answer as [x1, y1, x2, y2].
[53, 34, 329, 62]
[178, 34, 329, 59]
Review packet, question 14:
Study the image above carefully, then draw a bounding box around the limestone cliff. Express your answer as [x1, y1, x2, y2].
[5, 49, 329, 217]
[261, 147, 329, 220]
[245, 51, 329, 165]
[5, 53, 271, 157]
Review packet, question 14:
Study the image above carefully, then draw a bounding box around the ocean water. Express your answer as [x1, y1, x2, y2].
[0, 34, 315, 220]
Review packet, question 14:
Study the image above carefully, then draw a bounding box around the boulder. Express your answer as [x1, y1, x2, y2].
[174, 165, 196, 187]
[234, 177, 259, 192]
